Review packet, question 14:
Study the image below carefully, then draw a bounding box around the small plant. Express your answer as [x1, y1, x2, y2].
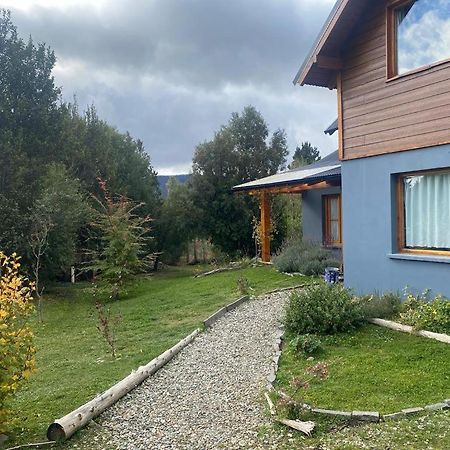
[95, 301, 121, 358]
[0, 252, 36, 432]
[291, 334, 322, 354]
[359, 292, 402, 319]
[305, 361, 329, 380]
[285, 283, 363, 335]
[236, 276, 251, 295]
[399, 290, 450, 334]
[273, 239, 340, 276]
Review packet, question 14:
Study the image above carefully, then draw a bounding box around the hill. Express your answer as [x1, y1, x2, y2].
[157, 174, 190, 198]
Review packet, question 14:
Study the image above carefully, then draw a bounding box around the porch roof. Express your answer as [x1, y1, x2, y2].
[232, 150, 341, 193]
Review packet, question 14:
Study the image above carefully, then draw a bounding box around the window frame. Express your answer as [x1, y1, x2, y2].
[323, 194, 342, 248]
[396, 167, 450, 256]
[386, 0, 450, 80]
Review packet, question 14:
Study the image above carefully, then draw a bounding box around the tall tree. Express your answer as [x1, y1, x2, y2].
[190, 106, 288, 255]
[290, 141, 321, 168]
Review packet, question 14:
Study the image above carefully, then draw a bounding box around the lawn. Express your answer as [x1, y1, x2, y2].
[277, 325, 450, 412]
[274, 324, 450, 449]
[5, 264, 307, 448]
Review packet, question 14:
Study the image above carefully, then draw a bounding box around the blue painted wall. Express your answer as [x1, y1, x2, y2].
[342, 144, 450, 297]
[302, 186, 342, 259]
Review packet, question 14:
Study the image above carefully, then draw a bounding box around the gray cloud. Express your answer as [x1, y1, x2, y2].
[9, 0, 338, 173]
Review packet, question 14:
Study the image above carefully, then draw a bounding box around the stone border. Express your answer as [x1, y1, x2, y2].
[203, 295, 249, 328]
[305, 400, 450, 422]
[266, 328, 284, 389]
[369, 318, 450, 345]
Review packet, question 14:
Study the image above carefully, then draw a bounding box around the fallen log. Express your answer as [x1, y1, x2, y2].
[369, 318, 450, 344]
[47, 328, 200, 441]
[264, 392, 276, 416]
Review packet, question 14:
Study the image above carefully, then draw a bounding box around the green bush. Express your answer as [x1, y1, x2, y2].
[273, 239, 340, 276]
[359, 292, 402, 319]
[285, 283, 363, 335]
[400, 292, 450, 334]
[291, 334, 322, 354]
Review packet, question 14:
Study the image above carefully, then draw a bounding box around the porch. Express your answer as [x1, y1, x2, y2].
[232, 150, 342, 262]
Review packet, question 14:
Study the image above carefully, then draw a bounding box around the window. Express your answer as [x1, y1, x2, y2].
[323, 194, 342, 247]
[397, 169, 450, 255]
[387, 0, 450, 78]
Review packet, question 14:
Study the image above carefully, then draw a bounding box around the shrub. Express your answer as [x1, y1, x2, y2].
[285, 283, 363, 335]
[0, 252, 35, 432]
[291, 334, 322, 354]
[273, 239, 340, 276]
[359, 292, 402, 319]
[400, 292, 450, 334]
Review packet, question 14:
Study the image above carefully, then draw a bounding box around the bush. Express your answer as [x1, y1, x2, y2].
[400, 292, 450, 334]
[285, 283, 363, 335]
[291, 334, 322, 354]
[359, 292, 402, 319]
[0, 252, 35, 432]
[273, 239, 340, 276]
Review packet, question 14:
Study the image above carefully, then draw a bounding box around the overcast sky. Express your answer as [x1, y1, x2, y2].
[4, 0, 338, 174]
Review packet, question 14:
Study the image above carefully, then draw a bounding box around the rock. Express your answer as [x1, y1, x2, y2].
[401, 407, 424, 415]
[383, 412, 404, 421]
[312, 408, 351, 418]
[351, 411, 380, 422]
[0, 434, 8, 444]
[424, 402, 449, 411]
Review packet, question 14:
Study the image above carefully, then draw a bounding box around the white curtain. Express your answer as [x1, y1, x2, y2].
[404, 173, 450, 249]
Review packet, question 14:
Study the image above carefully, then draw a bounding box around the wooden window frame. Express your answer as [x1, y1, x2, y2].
[323, 194, 342, 248]
[396, 167, 450, 257]
[387, 0, 450, 80]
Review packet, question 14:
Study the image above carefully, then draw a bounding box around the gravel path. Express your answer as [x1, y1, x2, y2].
[93, 291, 289, 450]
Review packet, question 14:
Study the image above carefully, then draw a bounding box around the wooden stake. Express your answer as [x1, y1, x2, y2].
[260, 191, 271, 263]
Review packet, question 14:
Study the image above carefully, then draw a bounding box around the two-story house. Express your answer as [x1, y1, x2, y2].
[295, 0, 450, 297]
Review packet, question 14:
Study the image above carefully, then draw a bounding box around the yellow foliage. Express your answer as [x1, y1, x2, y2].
[0, 251, 36, 432]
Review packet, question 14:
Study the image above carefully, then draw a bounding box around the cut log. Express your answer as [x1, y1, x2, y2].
[47, 328, 200, 441]
[277, 419, 315, 436]
[369, 318, 450, 344]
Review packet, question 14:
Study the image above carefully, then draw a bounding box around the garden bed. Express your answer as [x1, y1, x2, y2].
[276, 325, 450, 413]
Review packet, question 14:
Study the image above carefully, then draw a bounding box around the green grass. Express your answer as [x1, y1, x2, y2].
[274, 325, 450, 449]
[277, 325, 450, 413]
[4, 265, 307, 447]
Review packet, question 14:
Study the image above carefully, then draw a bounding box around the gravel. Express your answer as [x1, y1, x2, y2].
[88, 291, 290, 450]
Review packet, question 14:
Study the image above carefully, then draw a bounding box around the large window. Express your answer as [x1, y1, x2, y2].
[323, 194, 342, 247]
[398, 169, 450, 255]
[388, 0, 450, 78]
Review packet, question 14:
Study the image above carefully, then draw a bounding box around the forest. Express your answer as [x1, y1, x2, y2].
[0, 9, 319, 286]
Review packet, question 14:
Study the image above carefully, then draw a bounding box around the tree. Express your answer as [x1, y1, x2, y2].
[290, 142, 321, 168]
[159, 178, 198, 264]
[0, 252, 35, 432]
[190, 106, 288, 256]
[88, 182, 152, 300]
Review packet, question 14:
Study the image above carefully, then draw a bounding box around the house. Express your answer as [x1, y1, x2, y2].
[232, 144, 342, 262]
[236, 0, 450, 298]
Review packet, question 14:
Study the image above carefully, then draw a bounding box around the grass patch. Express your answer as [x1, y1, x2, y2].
[277, 325, 450, 413]
[4, 265, 308, 448]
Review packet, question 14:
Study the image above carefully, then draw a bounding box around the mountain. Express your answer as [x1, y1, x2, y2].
[157, 174, 190, 198]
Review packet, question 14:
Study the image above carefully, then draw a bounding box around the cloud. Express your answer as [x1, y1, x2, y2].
[8, 0, 338, 173]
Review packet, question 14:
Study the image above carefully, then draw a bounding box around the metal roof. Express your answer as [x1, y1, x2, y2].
[232, 150, 341, 192]
[324, 118, 338, 135]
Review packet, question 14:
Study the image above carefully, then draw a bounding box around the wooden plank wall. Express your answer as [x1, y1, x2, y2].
[341, 0, 450, 160]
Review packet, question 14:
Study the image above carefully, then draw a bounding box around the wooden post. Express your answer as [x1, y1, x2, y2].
[260, 191, 271, 262]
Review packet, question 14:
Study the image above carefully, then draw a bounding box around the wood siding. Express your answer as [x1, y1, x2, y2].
[340, 0, 450, 160]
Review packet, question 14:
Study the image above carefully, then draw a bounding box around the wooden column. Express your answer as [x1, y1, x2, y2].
[260, 191, 271, 262]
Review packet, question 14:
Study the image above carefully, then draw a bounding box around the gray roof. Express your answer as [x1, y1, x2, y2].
[324, 118, 338, 135]
[232, 150, 341, 192]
